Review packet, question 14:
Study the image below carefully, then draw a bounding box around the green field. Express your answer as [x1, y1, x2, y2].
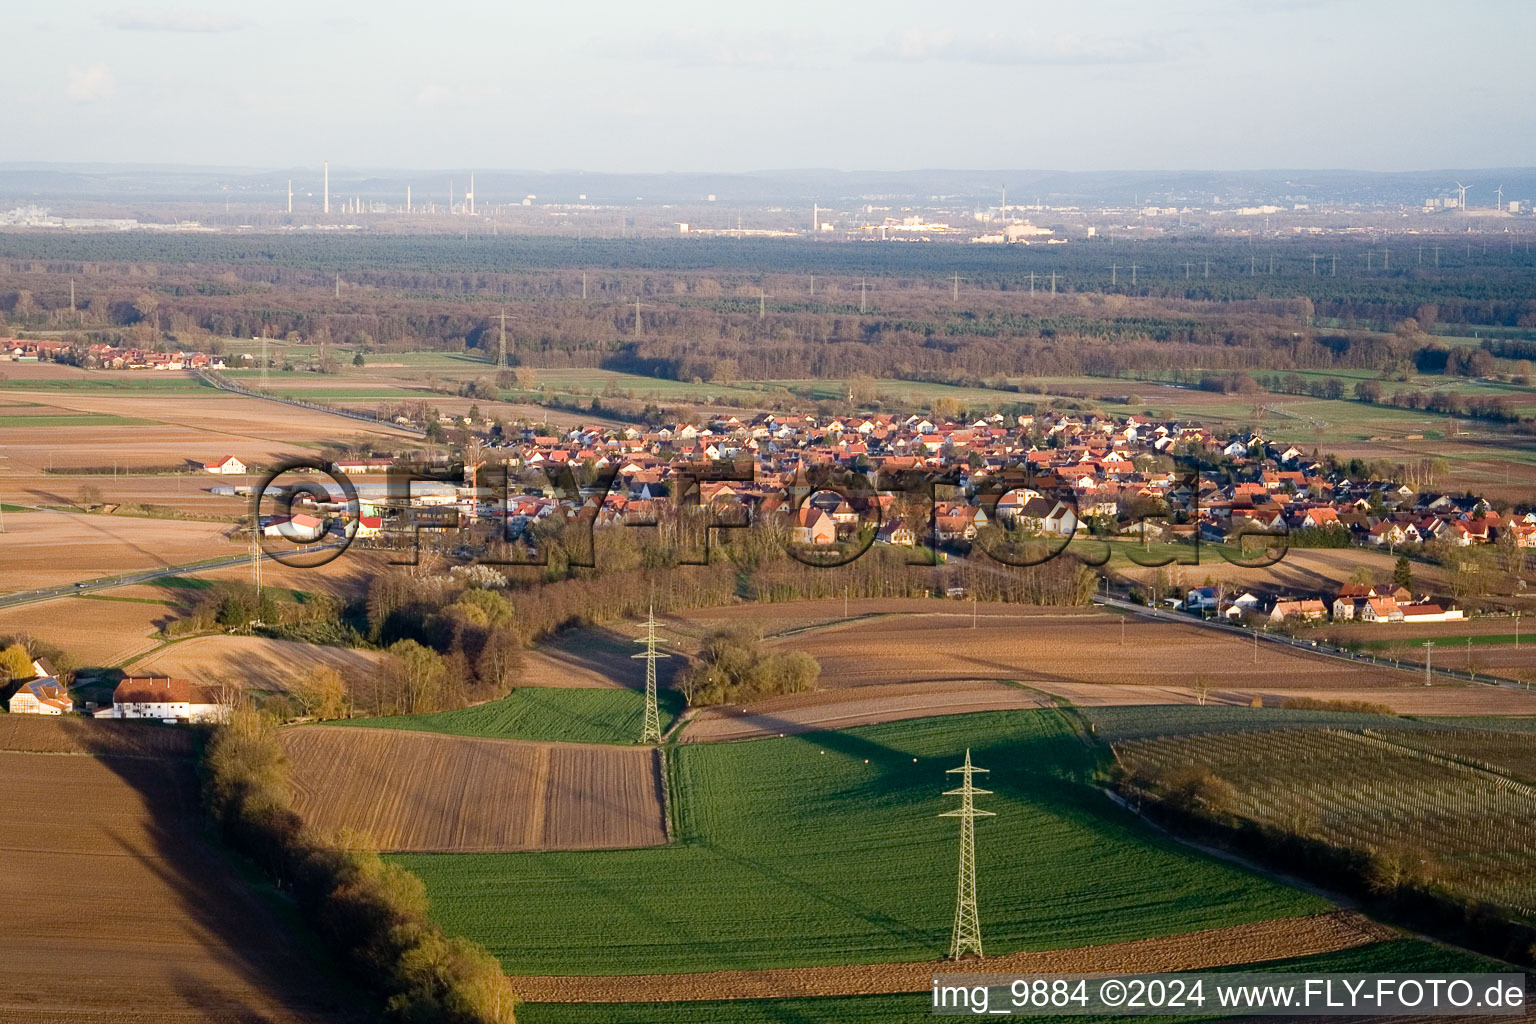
[517, 939, 1504, 1024]
[0, 378, 212, 392]
[335, 686, 685, 745]
[393, 710, 1326, 976]
[0, 413, 158, 427]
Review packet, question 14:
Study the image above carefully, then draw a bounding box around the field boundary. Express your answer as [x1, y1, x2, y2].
[508, 911, 1392, 1002]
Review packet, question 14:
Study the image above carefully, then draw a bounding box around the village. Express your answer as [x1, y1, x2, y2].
[231, 405, 1516, 626]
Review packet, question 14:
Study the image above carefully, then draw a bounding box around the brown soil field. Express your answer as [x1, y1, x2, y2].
[0, 385, 414, 474]
[1310, 619, 1530, 643]
[681, 680, 1055, 743]
[1111, 547, 1454, 599]
[0, 509, 240, 593]
[133, 635, 390, 695]
[0, 595, 164, 665]
[768, 609, 1412, 690]
[0, 749, 358, 1022]
[3, 469, 250, 516]
[1232, 686, 1536, 715]
[515, 910, 1390, 1002]
[282, 726, 666, 852]
[0, 714, 195, 757]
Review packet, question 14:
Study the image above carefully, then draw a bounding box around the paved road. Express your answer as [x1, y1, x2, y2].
[0, 553, 255, 610]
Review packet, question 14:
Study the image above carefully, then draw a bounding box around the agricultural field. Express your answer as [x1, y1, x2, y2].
[1114, 727, 1536, 915]
[393, 709, 1329, 977]
[0, 592, 167, 665]
[339, 685, 686, 745]
[132, 634, 390, 696]
[0, 741, 358, 1023]
[1108, 546, 1452, 600]
[0, 508, 240, 594]
[0, 713, 196, 757]
[766, 607, 1412, 691]
[681, 679, 1055, 743]
[282, 725, 666, 852]
[515, 938, 1505, 1020]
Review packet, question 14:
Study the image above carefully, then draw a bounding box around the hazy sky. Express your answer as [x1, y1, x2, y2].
[9, 0, 1534, 172]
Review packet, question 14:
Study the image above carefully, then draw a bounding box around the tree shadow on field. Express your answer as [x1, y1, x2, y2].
[49, 716, 366, 1022]
[535, 625, 684, 691]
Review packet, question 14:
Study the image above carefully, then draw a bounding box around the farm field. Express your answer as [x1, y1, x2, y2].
[1109, 546, 1453, 598]
[394, 710, 1329, 976]
[132, 634, 390, 695]
[766, 609, 1413, 690]
[0, 714, 196, 756]
[0, 745, 358, 1023]
[0, 381, 415, 475]
[339, 686, 686, 745]
[1114, 727, 1536, 914]
[0, 508, 240, 593]
[282, 725, 666, 851]
[514, 938, 1505, 1021]
[681, 679, 1055, 742]
[0, 593, 165, 664]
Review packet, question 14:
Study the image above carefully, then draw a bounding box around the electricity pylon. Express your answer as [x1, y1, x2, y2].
[632, 606, 668, 743]
[941, 748, 994, 959]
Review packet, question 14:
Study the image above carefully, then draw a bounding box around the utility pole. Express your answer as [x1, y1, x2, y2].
[1108, 262, 1119, 286]
[1028, 271, 1036, 294]
[497, 311, 508, 367]
[1049, 271, 1058, 295]
[1203, 259, 1211, 279]
[1184, 261, 1193, 280]
[759, 288, 769, 320]
[631, 606, 668, 743]
[1128, 262, 1140, 286]
[941, 749, 994, 959]
[1310, 253, 1319, 275]
[952, 272, 960, 302]
[335, 272, 341, 299]
[1331, 254, 1337, 276]
[1423, 641, 1434, 687]
[634, 297, 644, 337]
[860, 278, 868, 314]
[582, 271, 588, 300]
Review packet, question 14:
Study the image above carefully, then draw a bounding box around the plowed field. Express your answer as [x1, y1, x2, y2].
[0, 749, 357, 1022]
[282, 725, 666, 851]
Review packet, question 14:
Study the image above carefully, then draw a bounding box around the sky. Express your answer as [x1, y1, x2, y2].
[8, 0, 1535, 173]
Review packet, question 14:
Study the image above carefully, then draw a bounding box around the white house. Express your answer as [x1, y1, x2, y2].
[203, 455, 247, 475]
[98, 677, 227, 723]
[7, 676, 71, 714]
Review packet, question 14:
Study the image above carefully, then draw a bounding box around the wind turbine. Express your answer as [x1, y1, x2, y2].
[1495, 185, 1504, 211]
[1455, 182, 1471, 211]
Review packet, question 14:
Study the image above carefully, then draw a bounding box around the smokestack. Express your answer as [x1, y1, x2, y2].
[323, 162, 329, 214]
[407, 185, 411, 213]
[287, 179, 292, 214]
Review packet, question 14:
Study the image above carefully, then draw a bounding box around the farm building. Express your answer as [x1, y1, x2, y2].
[1399, 604, 1465, 624]
[203, 456, 247, 475]
[7, 676, 72, 715]
[99, 677, 227, 723]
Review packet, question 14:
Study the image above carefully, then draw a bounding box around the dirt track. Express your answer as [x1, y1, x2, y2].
[512, 910, 1393, 1002]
